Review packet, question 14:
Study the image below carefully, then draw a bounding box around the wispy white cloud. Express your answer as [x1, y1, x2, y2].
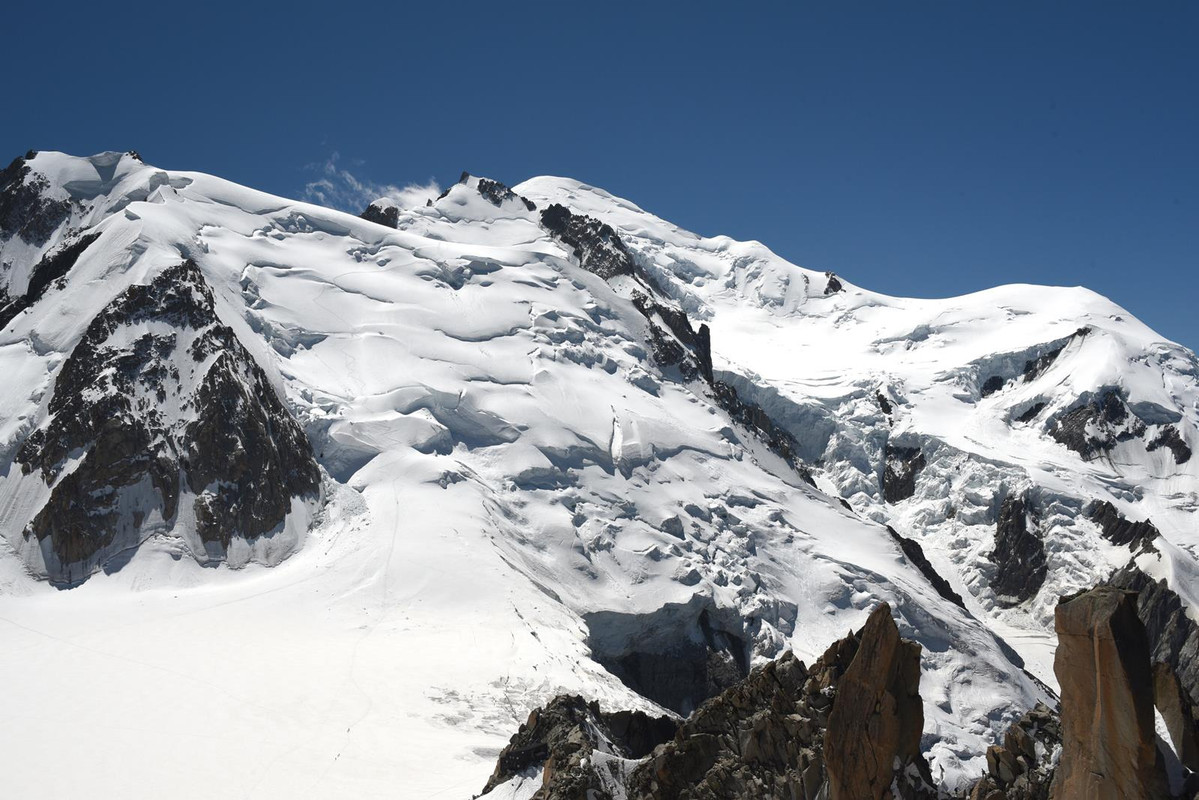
[302, 152, 440, 213]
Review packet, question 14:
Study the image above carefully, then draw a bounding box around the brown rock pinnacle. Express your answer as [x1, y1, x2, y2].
[1051, 586, 1169, 800]
[824, 602, 929, 800]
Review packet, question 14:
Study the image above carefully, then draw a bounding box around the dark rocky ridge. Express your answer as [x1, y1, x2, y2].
[541, 203, 638, 281]
[0, 151, 74, 247]
[710, 379, 805, 468]
[887, 525, 967, 609]
[481, 695, 676, 799]
[15, 260, 320, 583]
[0, 229, 101, 329]
[539, 199, 810, 478]
[474, 174, 537, 211]
[630, 291, 713, 384]
[1089, 500, 1160, 550]
[979, 332, 1079, 399]
[990, 495, 1047, 606]
[1022, 343, 1066, 382]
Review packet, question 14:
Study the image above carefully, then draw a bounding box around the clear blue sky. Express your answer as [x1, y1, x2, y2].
[5, 2, 1196, 347]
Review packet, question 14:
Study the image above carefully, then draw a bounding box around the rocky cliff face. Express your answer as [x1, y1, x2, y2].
[14, 260, 321, 582]
[1109, 563, 1199, 774]
[1051, 586, 1170, 800]
[0, 151, 74, 248]
[483, 603, 935, 800]
[486, 587, 1199, 800]
[990, 495, 1047, 606]
[824, 604, 933, 800]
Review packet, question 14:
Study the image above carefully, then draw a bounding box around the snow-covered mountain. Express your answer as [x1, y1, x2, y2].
[1, 150, 1195, 799]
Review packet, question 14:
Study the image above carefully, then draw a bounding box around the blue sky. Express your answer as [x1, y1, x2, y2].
[5, 2, 1196, 346]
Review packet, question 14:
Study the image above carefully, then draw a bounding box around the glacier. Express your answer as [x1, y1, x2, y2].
[1, 150, 1196, 798]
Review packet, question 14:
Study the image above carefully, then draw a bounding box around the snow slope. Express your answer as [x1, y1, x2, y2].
[2, 152, 1193, 798]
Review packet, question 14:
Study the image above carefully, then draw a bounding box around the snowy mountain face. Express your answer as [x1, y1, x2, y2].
[1, 150, 1196, 798]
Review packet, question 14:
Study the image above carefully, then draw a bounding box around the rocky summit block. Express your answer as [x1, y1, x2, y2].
[1051, 586, 1170, 800]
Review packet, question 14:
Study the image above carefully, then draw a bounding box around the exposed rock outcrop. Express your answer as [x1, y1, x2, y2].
[990, 495, 1047, 606]
[1051, 586, 1169, 799]
[1048, 390, 1145, 461]
[1021, 343, 1066, 382]
[15, 260, 321, 583]
[883, 443, 926, 503]
[537, 200, 810, 481]
[630, 291, 713, 383]
[1088, 500, 1160, 550]
[487, 604, 936, 799]
[481, 694, 675, 800]
[824, 603, 935, 800]
[0, 151, 74, 247]
[360, 200, 399, 228]
[625, 650, 822, 800]
[1155, 662, 1199, 772]
[541, 203, 637, 281]
[710, 379, 805, 467]
[0, 229, 100, 328]
[1148, 424, 1193, 464]
[475, 174, 537, 210]
[887, 526, 967, 609]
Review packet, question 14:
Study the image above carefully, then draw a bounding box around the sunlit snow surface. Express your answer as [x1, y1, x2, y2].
[1, 153, 1196, 798]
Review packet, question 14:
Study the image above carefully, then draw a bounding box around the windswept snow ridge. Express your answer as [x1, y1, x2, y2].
[0, 152, 1195, 798]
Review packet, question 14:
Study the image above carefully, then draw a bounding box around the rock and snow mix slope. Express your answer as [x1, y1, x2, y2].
[0, 151, 1194, 798]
